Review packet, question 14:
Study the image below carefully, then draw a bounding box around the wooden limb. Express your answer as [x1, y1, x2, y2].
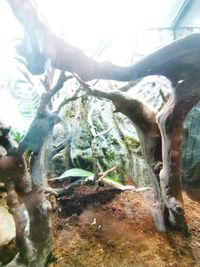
[101, 178, 149, 192]
[14, 69, 72, 156]
[0, 125, 54, 266]
[100, 178, 135, 191]
[0, 120, 32, 194]
[157, 75, 200, 229]
[118, 79, 142, 92]
[44, 187, 58, 196]
[40, 68, 56, 93]
[54, 179, 86, 198]
[74, 76, 160, 137]
[87, 105, 100, 181]
[37, 71, 73, 112]
[7, 0, 128, 80]
[6, 1, 200, 82]
[16, 140, 54, 266]
[0, 120, 17, 154]
[6, 181, 35, 265]
[16, 112, 59, 156]
[0, 155, 32, 194]
[36, 70, 72, 118]
[23, 185, 53, 267]
[57, 93, 83, 112]
[159, 88, 169, 103]
[51, 142, 66, 157]
[1, 72, 66, 265]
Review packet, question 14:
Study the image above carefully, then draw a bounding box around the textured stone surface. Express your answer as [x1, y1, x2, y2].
[51, 78, 167, 186]
[181, 102, 200, 184]
[0, 207, 15, 247]
[51, 75, 200, 186]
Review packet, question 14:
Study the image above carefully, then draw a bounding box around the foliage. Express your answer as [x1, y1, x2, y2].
[124, 135, 140, 149]
[18, 87, 40, 119]
[10, 129, 25, 144]
[49, 167, 123, 185]
[49, 168, 94, 181]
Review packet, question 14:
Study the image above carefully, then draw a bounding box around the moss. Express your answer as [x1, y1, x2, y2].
[65, 108, 75, 119]
[124, 135, 140, 149]
[104, 148, 116, 161]
[111, 138, 119, 145]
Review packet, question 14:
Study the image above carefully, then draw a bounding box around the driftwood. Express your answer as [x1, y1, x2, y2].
[0, 122, 33, 266]
[0, 72, 72, 266]
[7, 0, 200, 231]
[3, 1, 200, 266]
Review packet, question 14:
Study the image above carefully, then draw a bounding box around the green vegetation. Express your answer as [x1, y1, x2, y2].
[124, 135, 140, 149]
[49, 168, 94, 181]
[10, 129, 25, 144]
[49, 167, 123, 185]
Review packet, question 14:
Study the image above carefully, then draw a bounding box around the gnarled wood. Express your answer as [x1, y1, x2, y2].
[7, 0, 200, 238]
[157, 75, 200, 228]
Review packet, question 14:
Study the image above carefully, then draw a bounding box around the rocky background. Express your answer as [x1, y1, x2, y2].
[50, 75, 200, 186]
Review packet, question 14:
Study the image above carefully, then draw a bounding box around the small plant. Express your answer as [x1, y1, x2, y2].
[10, 129, 25, 144]
[124, 135, 140, 149]
[49, 167, 123, 185]
[49, 168, 94, 181]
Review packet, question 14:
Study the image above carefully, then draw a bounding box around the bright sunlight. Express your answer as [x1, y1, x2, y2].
[0, 0, 174, 131]
[1, 0, 173, 64]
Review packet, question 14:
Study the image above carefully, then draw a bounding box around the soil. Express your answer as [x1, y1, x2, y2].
[48, 185, 200, 267]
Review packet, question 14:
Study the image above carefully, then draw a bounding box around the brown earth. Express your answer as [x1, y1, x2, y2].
[48, 185, 200, 267]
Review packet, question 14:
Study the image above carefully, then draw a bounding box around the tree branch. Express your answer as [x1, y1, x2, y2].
[74, 75, 160, 137]
[7, 0, 200, 83]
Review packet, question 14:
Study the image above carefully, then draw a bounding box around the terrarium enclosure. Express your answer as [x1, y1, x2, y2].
[0, 1, 200, 266]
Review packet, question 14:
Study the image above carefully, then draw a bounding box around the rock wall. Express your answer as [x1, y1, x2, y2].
[50, 73, 200, 186]
[50, 77, 168, 186]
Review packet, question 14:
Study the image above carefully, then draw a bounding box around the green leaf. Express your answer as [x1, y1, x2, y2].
[49, 168, 94, 181]
[10, 129, 25, 144]
[19, 87, 40, 119]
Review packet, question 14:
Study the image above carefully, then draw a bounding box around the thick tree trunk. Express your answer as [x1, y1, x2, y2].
[0, 122, 34, 266]
[0, 75, 67, 265]
[6, 181, 34, 264]
[22, 185, 52, 267]
[157, 75, 200, 228]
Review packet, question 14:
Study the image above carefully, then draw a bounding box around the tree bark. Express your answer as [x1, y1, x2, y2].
[0, 72, 70, 266]
[157, 75, 200, 228]
[6, 1, 200, 81]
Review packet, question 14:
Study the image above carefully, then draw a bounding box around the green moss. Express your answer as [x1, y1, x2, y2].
[111, 138, 119, 145]
[124, 135, 140, 149]
[65, 108, 76, 119]
[106, 150, 116, 161]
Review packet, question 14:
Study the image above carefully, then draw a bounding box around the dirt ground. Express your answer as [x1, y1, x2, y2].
[48, 185, 200, 267]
